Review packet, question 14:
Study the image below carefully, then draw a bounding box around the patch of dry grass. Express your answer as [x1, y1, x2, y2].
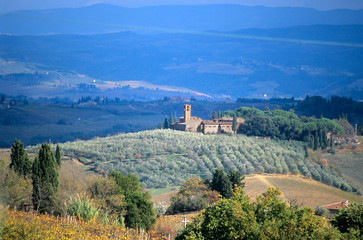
[244, 174, 363, 207]
[154, 212, 200, 239]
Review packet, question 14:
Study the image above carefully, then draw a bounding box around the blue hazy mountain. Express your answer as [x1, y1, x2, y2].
[1, 4, 363, 35]
[1, 24, 362, 99]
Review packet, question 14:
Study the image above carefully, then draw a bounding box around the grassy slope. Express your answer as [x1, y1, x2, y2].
[151, 174, 362, 208]
[244, 174, 363, 207]
[324, 143, 363, 192]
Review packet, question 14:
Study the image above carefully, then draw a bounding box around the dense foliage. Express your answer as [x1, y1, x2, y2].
[10, 140, 32, 177]
[297, 96, 363, 125]
[32, 143, 59, 213]
[331, 203, 363, 238]
[0, 157, 32, 210]
[210, 169, 233, 199]
[50, 130, 357, 193]
[175, 187, 342, 240]
[224, 107, 343, 148]
[166, 177, 219, 215]
[109, 171, 156, 230]
[167, 169, 245, 214]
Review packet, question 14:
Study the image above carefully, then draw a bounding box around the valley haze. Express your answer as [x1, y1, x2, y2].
[0, 4, 363, 100]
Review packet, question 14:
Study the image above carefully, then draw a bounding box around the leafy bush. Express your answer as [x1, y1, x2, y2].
[176, 187, 341, 240]
[331, 203, 363, 239]
[66, 195, 99, 222]
[167, 177, 219, 215]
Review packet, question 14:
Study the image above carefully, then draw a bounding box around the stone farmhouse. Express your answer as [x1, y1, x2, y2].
[172, 104, 244, 134]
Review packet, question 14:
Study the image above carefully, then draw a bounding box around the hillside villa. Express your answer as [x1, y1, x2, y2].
[172, 104, 244, 134]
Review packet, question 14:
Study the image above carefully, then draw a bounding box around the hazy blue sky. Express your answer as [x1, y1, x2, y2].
[1, 0, 363, 13]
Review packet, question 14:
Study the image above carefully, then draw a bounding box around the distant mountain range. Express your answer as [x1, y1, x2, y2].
[1, 4, 363, 35]
[0, 4, 362, 100]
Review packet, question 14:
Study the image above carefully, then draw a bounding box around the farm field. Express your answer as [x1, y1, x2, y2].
[243, 174, 363, 207]
[151, 174, 363, 209]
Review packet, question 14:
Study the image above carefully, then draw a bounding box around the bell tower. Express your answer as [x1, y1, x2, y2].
[184, 104, 191, 122]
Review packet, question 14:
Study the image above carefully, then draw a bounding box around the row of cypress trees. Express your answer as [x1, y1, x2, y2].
[10, 140, 61, 213]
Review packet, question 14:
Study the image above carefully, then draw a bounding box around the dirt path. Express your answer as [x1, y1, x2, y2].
[252, 174, 289, 202]
[71, 158, 86, 166]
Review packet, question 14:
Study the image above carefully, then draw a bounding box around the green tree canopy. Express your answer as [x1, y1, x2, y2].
[239, 115, 277, 137]
[166, 177, 219, 214]
[228, 170, 245, 191]
[55, 144, 61, 167]
[211, 169, 233, 199]
[235, 107, 264, 118]
[109, 171, 155, 230]
[331, 203, 363, 238]
[176, 187, 341, 240]
[32, 143, 59, 213]
[10, 140, 32, 177]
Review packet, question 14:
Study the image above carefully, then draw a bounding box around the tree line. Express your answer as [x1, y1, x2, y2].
[297, 95, 363, 126]
[223, 107, 344, 150]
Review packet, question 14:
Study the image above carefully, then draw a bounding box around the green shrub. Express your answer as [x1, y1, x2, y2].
[66, 195, 99, 222]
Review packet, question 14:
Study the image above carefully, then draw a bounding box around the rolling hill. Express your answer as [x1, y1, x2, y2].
[28, 129, 360, 195]
[243, 174, 363, 207]
[1, 24, 362, 99]
[151, 173, 363, 210]
[1, 4, 363, 35]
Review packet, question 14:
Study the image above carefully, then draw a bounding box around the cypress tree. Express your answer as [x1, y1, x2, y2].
[32, 143, 59, 213]
[232, 115, 238, 132]
[322, 130, 327, 149]
[211, 111, 217, 120]
[170, 112, 174, 127]
[228, 170, 245, 190]
[164, 116, 169, 129]
[10, 139, 32, 177]
[55, 144, 61, 167]
[314, 132, 319, 150]
[310, 135, 315, 150]
[319, 130, 324, 149]
[211, 169, 233, 199]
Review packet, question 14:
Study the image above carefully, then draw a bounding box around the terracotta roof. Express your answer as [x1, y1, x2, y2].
[219, 117, 233, 121]
[202, 120, 233, 126]
[323, 200, 349, 210]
